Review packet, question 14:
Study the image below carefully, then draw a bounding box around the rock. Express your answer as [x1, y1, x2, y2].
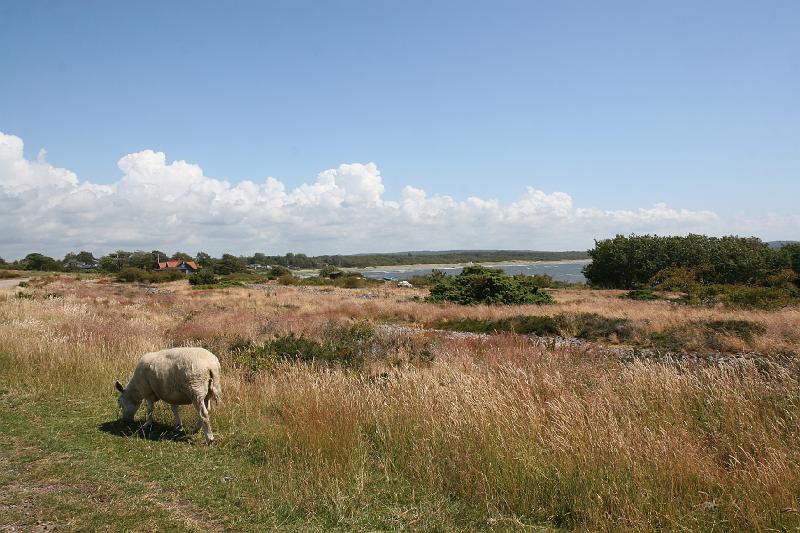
[397, 281, 414, 288]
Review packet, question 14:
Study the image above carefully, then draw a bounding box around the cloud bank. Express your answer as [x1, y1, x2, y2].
[1, 130, 776, 259]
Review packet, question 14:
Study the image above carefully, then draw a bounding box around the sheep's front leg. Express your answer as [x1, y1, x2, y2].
[143, 399, 155, 429]
[171, 404, 184, 431]
[192, 398, 214, 445]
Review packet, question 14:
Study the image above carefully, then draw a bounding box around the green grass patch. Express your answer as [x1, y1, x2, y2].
[434, 312, 633, 341]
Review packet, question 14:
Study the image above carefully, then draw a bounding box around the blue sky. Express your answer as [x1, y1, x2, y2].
[0, 1, 798, 257]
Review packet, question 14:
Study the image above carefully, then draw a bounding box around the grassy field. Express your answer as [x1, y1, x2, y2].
[1, 275, 799, 531]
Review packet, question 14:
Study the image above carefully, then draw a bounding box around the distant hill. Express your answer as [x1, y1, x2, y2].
[767, 241, 799, 249]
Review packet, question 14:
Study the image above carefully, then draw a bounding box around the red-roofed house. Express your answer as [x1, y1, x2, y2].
[155, 260, 199, 273]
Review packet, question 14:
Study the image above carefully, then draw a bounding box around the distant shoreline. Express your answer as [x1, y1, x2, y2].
[357, 258, 591, 272]
[294, 258, 591, 277]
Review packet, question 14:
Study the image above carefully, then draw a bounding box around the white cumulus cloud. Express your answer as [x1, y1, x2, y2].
[0, 130, 759, 259]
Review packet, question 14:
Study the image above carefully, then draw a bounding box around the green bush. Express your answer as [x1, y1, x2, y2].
[267, 265, 291, 279]
[684, 284, 799, 309]
[622, 289, 659, 301]
[234, 322, 377, 371]
[116, 267, 150, 283]
[436, 315, 561, 336]
[426, 265, 555, 305]
[318, 265, 339, 278]
[434, 312, 630, 340]
[117, 267, 185, 284]
[649, 330, 689, 352]
[189, 269, 217, 286]
[342, 276, 367, 288]
[148, 270, 185, 283]
[220, 272, 268, 283]
[567, 312, 634, 341]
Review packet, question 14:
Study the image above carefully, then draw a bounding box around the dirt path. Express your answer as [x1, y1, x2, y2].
[0, 278, 28, 290]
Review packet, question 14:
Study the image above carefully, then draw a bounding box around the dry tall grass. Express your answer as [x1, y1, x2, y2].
[1, 276, 799, 530]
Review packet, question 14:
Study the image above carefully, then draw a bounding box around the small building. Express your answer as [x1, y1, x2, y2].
[156, 260, 199, 273]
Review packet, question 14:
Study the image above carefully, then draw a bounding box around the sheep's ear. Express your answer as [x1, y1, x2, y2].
[115, 381, 124, 393]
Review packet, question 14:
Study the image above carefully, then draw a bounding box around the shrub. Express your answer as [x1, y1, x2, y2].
[436, 315, 561, 336]
[189, 269, 217, 286]
[434, 313, 630, 340]
[622, 289, 659, 301]
[426, 265, 555, 305]
[318, 265, 339, 278]
[649, 329, 689, 352]
[117, 267, 150, 283]
[277, 274, 298, 285]
[684, 284, 799, 309]
[704, 319, 767, 340]
[221, 272, 267, 283]
[267, 265, 291, 279]
[0, 271, 21, 279]
[148, 270, 185, 283]
[118, 267, 185, 284]
[566, 312, 634, 341]
[234, 322, 377, 371]
[342, 276, 367, 288]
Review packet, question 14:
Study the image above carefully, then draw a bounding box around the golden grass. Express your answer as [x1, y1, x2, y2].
[1, 275, 799, 530]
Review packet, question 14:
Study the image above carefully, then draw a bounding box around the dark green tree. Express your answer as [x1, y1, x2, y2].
[583, 234, 791, 289]
[22, 253, 62, 271]
[781, 243, 800, 287]
[99, 251, 132, 272]
[214, 254, 247, 275]
[195, 251, 215, 269]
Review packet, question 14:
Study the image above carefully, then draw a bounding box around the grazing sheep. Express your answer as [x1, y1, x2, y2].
[115, 347, 222, 444]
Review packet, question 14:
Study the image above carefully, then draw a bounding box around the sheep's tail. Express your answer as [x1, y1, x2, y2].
[208, 368, 222, 404]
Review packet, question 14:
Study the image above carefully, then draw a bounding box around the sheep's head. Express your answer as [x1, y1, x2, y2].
[115, 381, 140, 421]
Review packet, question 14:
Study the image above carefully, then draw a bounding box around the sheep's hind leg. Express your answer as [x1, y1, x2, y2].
[171, 404, 184, 431]
[192, 397, 214, 445]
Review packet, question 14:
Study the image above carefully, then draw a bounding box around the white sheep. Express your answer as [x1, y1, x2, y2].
[115, 347, 222, 444]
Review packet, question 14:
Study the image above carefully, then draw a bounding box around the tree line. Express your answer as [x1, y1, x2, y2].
[583, 234, 800, 289]
[0, 249, 588, 273]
